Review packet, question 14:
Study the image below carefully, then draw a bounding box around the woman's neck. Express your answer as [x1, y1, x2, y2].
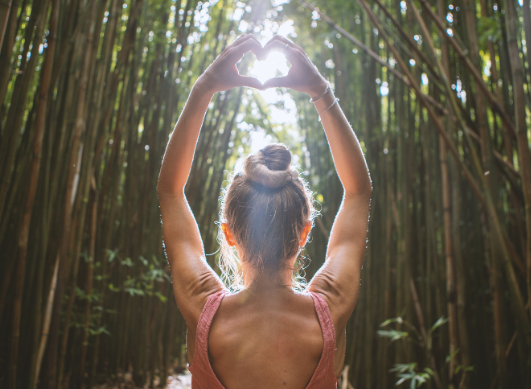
[242, 263, 294, 294]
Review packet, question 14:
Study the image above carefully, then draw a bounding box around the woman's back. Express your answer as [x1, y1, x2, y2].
[190, 289, 338, 389]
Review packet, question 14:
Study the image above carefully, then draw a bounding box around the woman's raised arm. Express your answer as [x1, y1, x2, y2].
[157, 34, 262, 325]
[263, 36, 372, 330]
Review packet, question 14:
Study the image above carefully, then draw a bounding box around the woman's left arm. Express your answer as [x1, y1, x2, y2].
[157, 34, 262, 325]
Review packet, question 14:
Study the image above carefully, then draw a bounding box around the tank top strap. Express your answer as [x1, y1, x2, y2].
[193, 289, 230, 363]
[308, 291, 337, 384]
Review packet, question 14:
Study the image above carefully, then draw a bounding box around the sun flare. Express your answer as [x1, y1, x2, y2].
[249, 51, 290, 84]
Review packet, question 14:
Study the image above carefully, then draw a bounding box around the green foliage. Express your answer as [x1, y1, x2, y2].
[378, 316, 424, 346]
[379, 316, 449, 387]
[107, 254, 170, 298]
[88, 326, 111, 336]
[478, 16, 502, 48]
[106, 248, 119, 263]
[446, 348, 475, 378]
[75, 287, 100, 303]
[390, 363, 434, 389]
[431, 316, 449, 332]
[121, 257, 134, 267]
[377, 329, 410, 342]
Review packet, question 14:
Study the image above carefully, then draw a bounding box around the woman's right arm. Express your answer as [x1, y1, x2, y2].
[262, 36, 372, 329]
[308, 85, 372, 329]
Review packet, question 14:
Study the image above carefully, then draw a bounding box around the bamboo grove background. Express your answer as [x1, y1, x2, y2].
[1, 0, 530, 387]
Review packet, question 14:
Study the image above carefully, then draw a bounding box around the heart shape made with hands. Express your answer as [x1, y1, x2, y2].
[245, 35, 326, 96]
[206, 34, 325, 96]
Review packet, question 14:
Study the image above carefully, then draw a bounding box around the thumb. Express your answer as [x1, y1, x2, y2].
[235, 75, 263, 89]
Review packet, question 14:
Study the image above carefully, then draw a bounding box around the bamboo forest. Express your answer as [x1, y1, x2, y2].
[1, 0, 531, 387]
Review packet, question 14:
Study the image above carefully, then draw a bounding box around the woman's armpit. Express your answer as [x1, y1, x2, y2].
[308, 269, 360, 328]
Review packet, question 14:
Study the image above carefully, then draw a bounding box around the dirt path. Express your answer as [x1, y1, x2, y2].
[92, 372, 191, 389]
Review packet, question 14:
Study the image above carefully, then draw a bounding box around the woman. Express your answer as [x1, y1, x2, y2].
[157, 34, 372, 389]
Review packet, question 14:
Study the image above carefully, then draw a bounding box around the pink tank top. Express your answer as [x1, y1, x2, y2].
[189, 289, 338, 389]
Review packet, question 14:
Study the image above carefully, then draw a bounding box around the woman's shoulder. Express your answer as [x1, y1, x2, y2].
[213, 289, 320, 331]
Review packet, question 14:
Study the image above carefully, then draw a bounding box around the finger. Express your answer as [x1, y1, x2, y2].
[233, 34, 260, 45]
[261, 76, 293, 90]
[226, 39, 263, 63]
[264, 35, 306, 57]
[232, 34, 265, 60]
[232, 34, 251, 44]
[262, 40, 304, 65]
[235, 75, 263, 89]
[221, 35, 256, 57]
[263, 34, 292, 46]
[230, 34, 260, 50]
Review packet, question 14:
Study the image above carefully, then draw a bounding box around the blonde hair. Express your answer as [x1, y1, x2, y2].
[217, 143, 319, 292]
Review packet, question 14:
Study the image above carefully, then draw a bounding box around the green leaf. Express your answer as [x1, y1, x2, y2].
[390, 363, 416, 373]
[152, 255, 160, 266]
[446, 348, 460, 363]
[380, 317, 404, 327]
[125, 287, 145, 296]
[377, 330, 409, 341]
[395, 375, 410, 386]
[81, 251, 93, 263]
[155, 292, 167, 302]
[423, 367, 434, 376]
[108, 283, 120, 292]
[430, 316, 448, 332]
[106, 248, 118, 263]
[89, 326, 111, 336]
[121, 257, 134, 267]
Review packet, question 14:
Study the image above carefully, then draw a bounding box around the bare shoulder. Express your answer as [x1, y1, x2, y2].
[308, 263, 362, 330]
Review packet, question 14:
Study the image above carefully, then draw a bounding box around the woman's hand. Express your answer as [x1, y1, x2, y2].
[261, 35, 328, 99]
[197, 34, 263, 94]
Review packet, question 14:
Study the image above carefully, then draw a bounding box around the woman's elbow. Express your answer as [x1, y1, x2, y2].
[344, 180, 372, 199]
[157, 180, 185, 198]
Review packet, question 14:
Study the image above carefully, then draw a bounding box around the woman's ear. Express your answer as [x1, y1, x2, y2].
[221, 222, 237, 247]
[299, 220, 312, 247]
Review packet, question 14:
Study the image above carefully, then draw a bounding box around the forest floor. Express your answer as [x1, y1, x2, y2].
[92, 372, 191, 389]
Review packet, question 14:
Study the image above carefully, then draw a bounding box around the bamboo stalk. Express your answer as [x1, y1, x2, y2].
[79, 179, 98, 383]
[7, 1, 53, 387]
[417, 0, 516, 136]
[440, 136, 459, 386]
[0, 0, 13, 52]
[0, 0, 20, 106]
[32, 255, 60, 389]
[45, 2, 98, 387]
[505, 0, 531, 331]
[0, 0, 49, 224]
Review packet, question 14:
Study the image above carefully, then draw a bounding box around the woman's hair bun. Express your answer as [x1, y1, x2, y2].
[244, 143, 299, 188]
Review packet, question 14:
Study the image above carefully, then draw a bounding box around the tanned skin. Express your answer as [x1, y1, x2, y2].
[157, 34, 372, 389]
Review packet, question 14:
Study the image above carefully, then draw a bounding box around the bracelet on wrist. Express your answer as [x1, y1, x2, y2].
[309, 83, 331, 103]
[318, 98, 339, 121]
